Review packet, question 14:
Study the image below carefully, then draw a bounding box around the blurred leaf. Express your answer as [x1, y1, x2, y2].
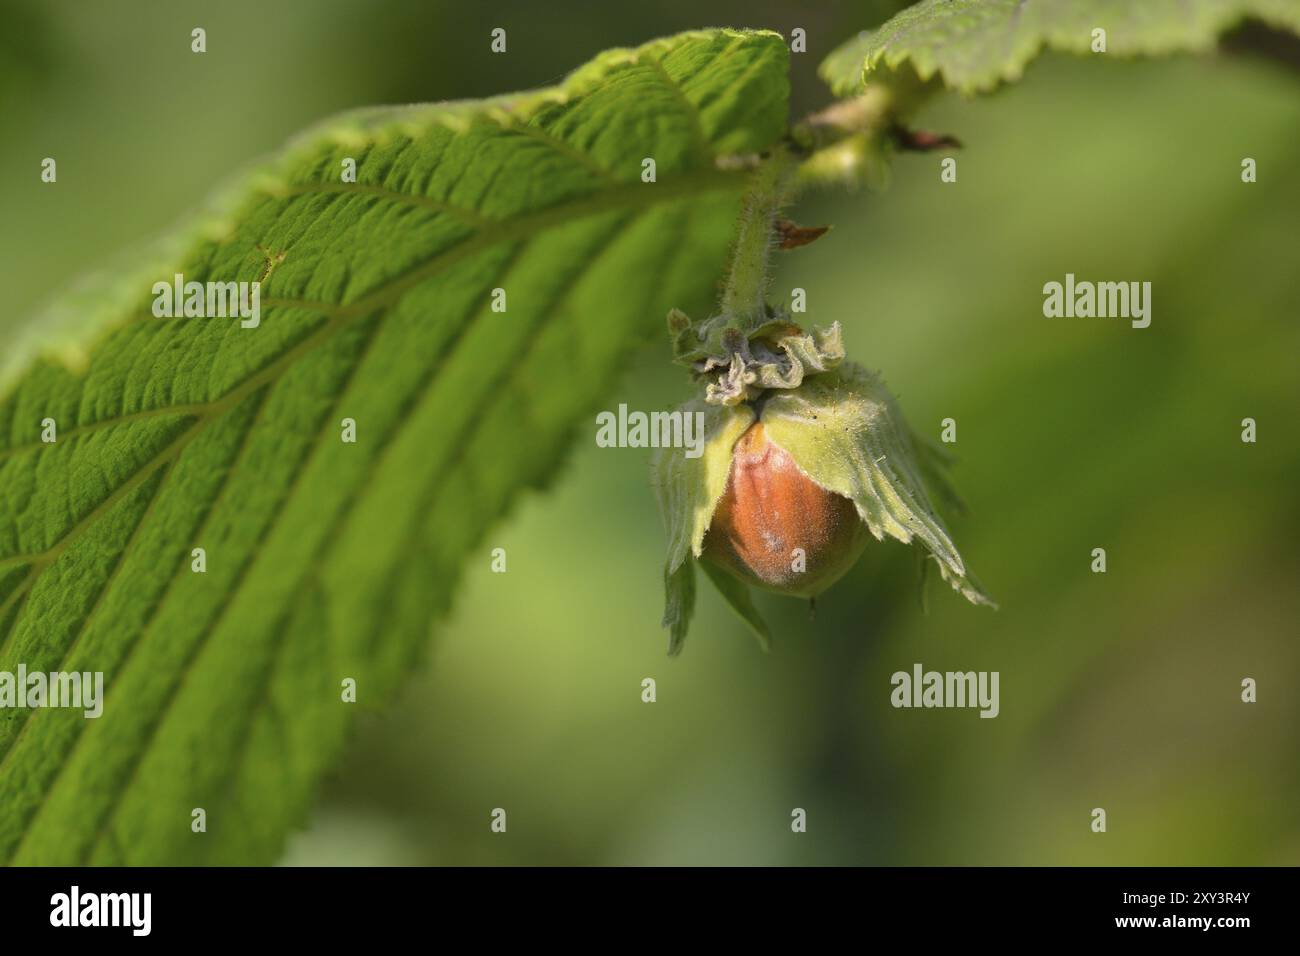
[822, 0, 1300, 95]
[0, 0, 57, 107]
[0, 28, 790, 865]
[820, 29, 880, 98]
[698, 558, 772, 652]
[653, 398, 755, 654]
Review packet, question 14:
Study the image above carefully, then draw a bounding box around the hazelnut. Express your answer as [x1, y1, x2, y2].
[702, 422, 867, 597]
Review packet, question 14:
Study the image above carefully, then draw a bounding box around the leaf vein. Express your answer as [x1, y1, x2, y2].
[271, 182, 490, 227]
[0, 464, 171, 771]
[1, 387, 271, 865]
[81, 315, 387, 863]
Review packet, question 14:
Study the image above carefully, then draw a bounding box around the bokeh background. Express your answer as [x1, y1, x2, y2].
[2, 0, 1297, 865]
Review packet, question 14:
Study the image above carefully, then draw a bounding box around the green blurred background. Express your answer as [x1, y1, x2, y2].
[3, 1, 1297, 865]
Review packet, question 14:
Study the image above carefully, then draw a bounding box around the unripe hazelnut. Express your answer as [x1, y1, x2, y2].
[656, 307, 993, 654]
[702, 421, 868, 598]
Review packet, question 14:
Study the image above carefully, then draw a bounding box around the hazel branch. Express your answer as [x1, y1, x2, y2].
[720, 147, 797, 323]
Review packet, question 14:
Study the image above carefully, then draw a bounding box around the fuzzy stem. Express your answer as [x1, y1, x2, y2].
[720, 148, 796, 323]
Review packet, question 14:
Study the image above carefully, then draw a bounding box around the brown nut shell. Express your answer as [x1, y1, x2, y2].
[702, 421, 867, 598]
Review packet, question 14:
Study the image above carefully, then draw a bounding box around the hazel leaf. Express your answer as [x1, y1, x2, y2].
[0, 28, 791, 865]
[821, 0, 1300, 96]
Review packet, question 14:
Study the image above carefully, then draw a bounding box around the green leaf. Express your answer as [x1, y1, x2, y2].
[822, 0, 1300, 95]
[652, 399, 757, 581]
[661, 558, 697, 657]
[760, 364, 995, 607]
[652, 398, 756, 655]
[698, 558, 773, 653]
[0, 28, 790, 865]
[819, 30, 883, 98]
